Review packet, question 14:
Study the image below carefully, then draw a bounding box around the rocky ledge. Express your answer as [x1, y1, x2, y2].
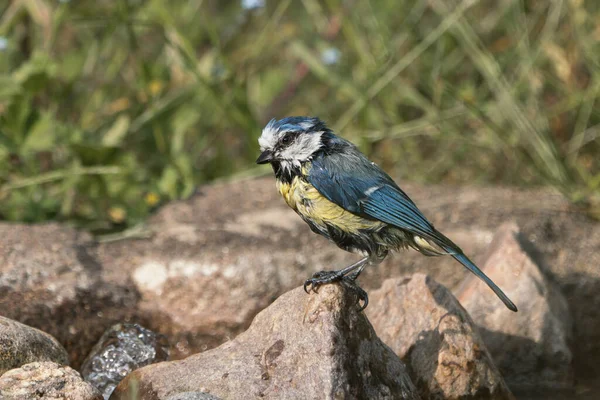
[0, 179, 596, 399]
[112, 284, 420, 400]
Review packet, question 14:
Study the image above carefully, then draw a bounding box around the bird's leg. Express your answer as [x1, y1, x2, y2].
[303, 256, 370, 309]
[346, 251, 387, 281]
[345, 262, 368, 281]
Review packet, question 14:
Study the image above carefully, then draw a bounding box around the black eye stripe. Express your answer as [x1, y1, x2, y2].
[280, 132, 298, 146]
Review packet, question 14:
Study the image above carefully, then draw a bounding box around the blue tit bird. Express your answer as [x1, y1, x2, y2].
[256, 116, 517, 312]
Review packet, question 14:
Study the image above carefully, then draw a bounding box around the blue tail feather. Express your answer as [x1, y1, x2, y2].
[452, 252, 518, 312]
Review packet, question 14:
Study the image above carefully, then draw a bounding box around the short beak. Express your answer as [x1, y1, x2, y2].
[256, 150, 273, 164]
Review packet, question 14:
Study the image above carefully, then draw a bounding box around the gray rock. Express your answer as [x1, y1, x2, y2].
[110, 284, 420, 400]
[367, 274, 513, 400]
[81, 323, 169, 399]
[457, 222, 573, 393]
[0, 361, 102, 400]
[0, 316, 69, 375]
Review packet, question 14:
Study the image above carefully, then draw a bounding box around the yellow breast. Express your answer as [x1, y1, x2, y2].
[276, 175, 383, 234]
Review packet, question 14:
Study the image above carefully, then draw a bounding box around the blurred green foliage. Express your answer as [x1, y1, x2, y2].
[0, 0, 599, 233]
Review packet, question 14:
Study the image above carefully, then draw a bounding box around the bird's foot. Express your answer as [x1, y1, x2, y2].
[303, 270, 369, 311]
[303, 270, 344, 293]
[340, 277, 369, 311]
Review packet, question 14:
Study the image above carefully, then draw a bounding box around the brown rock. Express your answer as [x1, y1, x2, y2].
[0, 223, 143, 369]
[0, 316, 69, 375]
[102, 179, 595, 371]
[0, 361, 102, 400]
[95, 180, 502, 361]
[111, 284, 420, 400]
[367, 274, 513, 400]
[96, 182, 339, 360]
[457, 222, 573, 393]
[2, 179, 599, 393]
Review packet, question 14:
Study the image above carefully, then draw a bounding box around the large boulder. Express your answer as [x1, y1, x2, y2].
[96, 180, 352, 360]
[367, 274, 513, 399]
[111, 284, 420, 400]
[458, 222, 573, 393]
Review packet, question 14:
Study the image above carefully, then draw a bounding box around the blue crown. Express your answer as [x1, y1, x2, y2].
[265, 116, 323, 134]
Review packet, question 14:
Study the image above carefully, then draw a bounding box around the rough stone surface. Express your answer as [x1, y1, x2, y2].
[0, 223, 143, 369]
[95, 180, 504, 361]
[457, 222, 573, 393]
[367, 274, 513, 400]
[111, 284, 420, 400]
[0, 361, 102, 400]
[81, 323, 170, 399]
[0, 316, 69, 375]
[98, 178, 600, 377]
[96, 183, 322, 360]
[2, 179, 600, 395]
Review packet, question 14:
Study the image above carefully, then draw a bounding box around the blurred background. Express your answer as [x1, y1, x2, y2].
[0, 0, 599, 234]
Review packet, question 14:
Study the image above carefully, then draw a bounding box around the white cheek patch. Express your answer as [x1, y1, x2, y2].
[279, 131, 323, 164]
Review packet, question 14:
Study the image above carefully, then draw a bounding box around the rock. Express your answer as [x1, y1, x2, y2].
[96, 182, 330, 360]
[96, 178, 595, 367]
[81, 323, 170, 399]
[0, 316, 69, 375]
[367, 274, 513, 400]
[2, 180, 599, 392]
[391, 185, 597, 388]
[95, 180, 503, 362]
[0, 361, 102, 400]
[111, 284, 420, 400]
[457, 222, 573, 393]
[0, 222, 143, 369]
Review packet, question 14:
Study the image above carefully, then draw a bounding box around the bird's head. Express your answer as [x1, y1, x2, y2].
[256, 117, 330, 170]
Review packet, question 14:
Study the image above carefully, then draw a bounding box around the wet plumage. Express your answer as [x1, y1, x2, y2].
[257, 116, 517, 312]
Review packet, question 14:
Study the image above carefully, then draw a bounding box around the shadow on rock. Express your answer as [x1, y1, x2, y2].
[561, 272, 600, 385]
[3, 282, 146, 370]
[403, 328, 441, 398]
[476, 327, 575, 398]
[457, 222, 574, 393]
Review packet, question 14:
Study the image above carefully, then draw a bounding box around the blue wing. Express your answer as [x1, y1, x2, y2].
[307, 140, 518, 312]
[307, 142, 441, 243]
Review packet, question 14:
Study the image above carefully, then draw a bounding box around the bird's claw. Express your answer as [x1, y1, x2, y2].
[341, 279, 369, 311]
[303, 279, 313, 294]
[303, 270, 369, 311]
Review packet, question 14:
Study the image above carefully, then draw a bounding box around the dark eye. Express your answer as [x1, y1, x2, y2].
[281, 134, 293, 145]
